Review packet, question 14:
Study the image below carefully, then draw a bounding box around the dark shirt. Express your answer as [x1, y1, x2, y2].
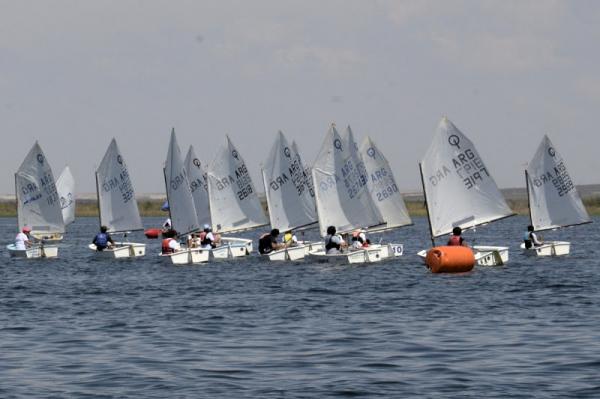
[258, 234, 277, 254]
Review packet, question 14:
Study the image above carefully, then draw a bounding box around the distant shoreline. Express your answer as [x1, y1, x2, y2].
[1, 197, 599, 217]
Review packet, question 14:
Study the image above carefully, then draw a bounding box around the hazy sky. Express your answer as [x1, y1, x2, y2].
[1, 0, 599, 194]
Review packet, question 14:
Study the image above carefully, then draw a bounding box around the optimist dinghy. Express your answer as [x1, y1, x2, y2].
[308, 124, 387, 264]
[261, 131, 319, 261]
[90, 138, 146, 258]
[159, 130, 208, 264]
[8, 142, 65, 259]
[205, 135, 269, 259]
[416, 117, 515, 266]
[521, 135, 591, 256]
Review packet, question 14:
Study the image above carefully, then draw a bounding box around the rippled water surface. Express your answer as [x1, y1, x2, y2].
[1, 216, 600, 398]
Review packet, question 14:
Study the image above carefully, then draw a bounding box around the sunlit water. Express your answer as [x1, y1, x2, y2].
[1, 216, 599, 398]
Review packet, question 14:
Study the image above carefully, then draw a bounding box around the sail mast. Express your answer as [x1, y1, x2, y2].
[419, 162, 435, 247]
[95, 171, 102, 229]
[524, 169, 533, 228]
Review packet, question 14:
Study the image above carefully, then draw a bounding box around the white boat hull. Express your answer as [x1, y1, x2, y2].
[266, 244, 308, 261]
[160, 248, 210, 265]
[7, 244, 58, 259]
[208, 237, 252, 260]
[377, 243, 404, 259]
[417, 245, 508, 266]
[520, 241, 570, 256]
[308, 247, 384, 264]
[88, 242, 146, 258]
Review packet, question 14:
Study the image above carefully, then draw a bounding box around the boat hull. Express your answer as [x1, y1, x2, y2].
[308, 247, 384, 264]
[88, 242, 146, 258]
[266, 244, 308, 261]
[208, 237, 252, 260]
[520, 241, 570, 256]
[7, 244, 58, 258]
[160, 248, 210, 265]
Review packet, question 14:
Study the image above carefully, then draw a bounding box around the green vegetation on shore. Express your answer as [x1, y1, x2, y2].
[2, 198, 600, 218]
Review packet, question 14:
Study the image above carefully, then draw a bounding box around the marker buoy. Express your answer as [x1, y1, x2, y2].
[144, 228, 161, 239]
[425, 246, 475, 273]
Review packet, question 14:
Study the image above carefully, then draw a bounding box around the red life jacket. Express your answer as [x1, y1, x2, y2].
[162, 238, 174, 253]
[448, 235, 462, 246]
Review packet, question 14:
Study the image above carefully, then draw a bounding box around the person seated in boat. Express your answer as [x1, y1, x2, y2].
[15, 226, 32, 250]
[282, 230, 298, 247]
[258, 229, 285, 254]
[92, 225, 114, 251]
[161, 237, 181, 254]
[325, 226, 347, 254]
[523, 225, 543, 249]
[199, 224, 217, 249]
[362, 238, 371, 248]
[188, 233, 201, 248]
[161, 217, 172, 233]
[351, 229, 368, 249]
[447, 227, 467, 246]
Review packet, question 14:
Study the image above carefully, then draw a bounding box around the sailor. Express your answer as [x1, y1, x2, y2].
[351, 229, 367, 249]
[282, 230, 298, 246]
[93, 225, 114, 251]
[324, 226, 346, 254]
[258, 229, 285, 254]
[523, 225, 543, 249]
[447, 227, 466, 246]
[162, 217, 172, 231]
[188, 233, 201, 248]
[15, 226, 32, 250]
[161, 237, 181, 254]
[199, 224, 217, 249]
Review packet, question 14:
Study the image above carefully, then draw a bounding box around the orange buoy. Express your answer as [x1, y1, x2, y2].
[425, 246, 475, 273]
[144, 228, 161, 239]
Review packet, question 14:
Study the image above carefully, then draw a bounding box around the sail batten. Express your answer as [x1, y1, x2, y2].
[262, 131, 317, 231]
[420, 117, 514, 238]
[16, 142, 65, 233]
[96, 139, 143, 233]
[206, 135, 268, 234]
[526, 135, 591, 231]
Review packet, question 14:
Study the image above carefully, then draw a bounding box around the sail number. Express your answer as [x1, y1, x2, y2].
[376, 183, 399, 201]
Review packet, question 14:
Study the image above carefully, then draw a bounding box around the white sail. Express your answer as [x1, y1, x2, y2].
[95, 139, 143, 233]
[164, 129, 200, 235]
[526, 135, 590, 231]
[291, 141, 316, 201]
[16, 142, 65, 233]
[420, 117, 513, 238]
[206, 135, 268, 233]
[312, 125, 384, 237]
[56, 166, 76, 226]
[262, 131, 317, 231]
[360, 136, 412, 231]
[184, 146, 211, 228]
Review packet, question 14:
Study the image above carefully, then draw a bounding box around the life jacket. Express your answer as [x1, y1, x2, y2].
[448, 235, 463, 246]
[200, 231, 214, 247]
[162, 238, 174, 254]
[325, 235, 341, 251]
[283, 232, 293, 244]
[95, 233, 108, 247]
[523, 232, 533, 249]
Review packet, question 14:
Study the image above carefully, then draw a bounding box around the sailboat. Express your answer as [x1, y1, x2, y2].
[521, 135, 591, 256]
[8, 142, 63, 258]
[184, 146, 211, 228]
[261, 131, 319, 260]
[56, 166, 76, 228]
[359, 135, 412, 257]
[417, 117, 515, 266]
[88, 138, 146, 258]
[160, 129, 208, 264]
[309, 124, 386, 263]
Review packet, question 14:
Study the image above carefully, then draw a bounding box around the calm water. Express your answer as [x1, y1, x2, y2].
[1, 216, 600, 398]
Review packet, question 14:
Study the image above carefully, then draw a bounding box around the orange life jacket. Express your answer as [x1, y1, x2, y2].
[162, 238, 174, 253]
